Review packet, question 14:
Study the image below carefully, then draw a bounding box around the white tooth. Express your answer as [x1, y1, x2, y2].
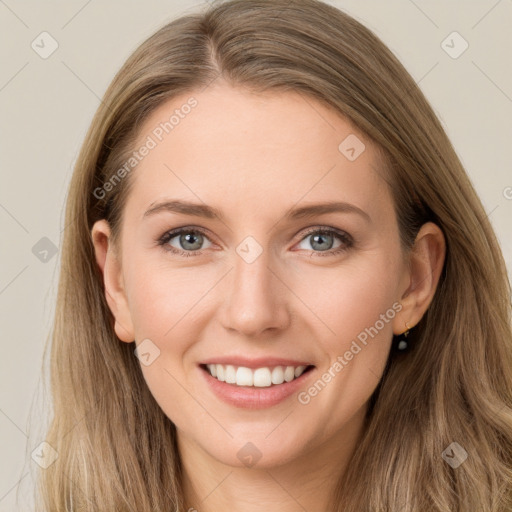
[271, 366, 285, 385]
[236, 366, 253, 386]
[294, 365, 306, 378]
[284, 366, 295, 382]
[208, 364, 217, 377]
[216, 364, 225, 382]
[225, 365, 236, 384]
[253, 368, 272, 387]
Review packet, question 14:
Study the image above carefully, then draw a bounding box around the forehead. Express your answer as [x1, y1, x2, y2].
[126, 83, 392, 225]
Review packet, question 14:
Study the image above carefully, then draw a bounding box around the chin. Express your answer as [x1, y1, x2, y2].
[197, 427, 314, 470]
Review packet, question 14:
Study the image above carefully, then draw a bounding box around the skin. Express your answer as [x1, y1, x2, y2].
[91, 82, 445, 511]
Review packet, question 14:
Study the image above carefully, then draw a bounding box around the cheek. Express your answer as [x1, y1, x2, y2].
[292, 253, 399, 409]
[293, 258, 398, 442]
[125, 255, 213, 340]
[291, 254, 400, 347]
[123, 258, 215, 411]
[123, 259, 209, 430]
[125, 243, 400, 355]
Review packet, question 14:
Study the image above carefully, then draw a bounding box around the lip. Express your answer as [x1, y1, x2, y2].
[199, 363, 315, 409]
[199, 356, 313, 369]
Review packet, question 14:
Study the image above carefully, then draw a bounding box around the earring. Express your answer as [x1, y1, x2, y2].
[393, 322, 412, 352]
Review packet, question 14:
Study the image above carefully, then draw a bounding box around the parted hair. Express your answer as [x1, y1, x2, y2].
[35, 0, 512, 510]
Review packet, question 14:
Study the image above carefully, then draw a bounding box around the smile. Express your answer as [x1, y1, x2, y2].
[202, 363, 313, 387]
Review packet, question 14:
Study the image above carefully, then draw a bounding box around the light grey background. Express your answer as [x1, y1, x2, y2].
[1, 0, 511, 509]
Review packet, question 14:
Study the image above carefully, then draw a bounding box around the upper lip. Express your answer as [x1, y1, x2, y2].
[200, 356, 314, 369]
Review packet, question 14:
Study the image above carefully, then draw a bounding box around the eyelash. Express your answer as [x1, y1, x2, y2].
[156, 226, 354, 258]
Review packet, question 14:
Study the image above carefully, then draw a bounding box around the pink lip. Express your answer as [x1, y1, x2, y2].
[198, 364, 315, 409]
[199, 356, 312, 369]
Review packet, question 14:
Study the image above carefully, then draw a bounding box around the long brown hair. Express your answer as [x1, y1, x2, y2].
[33, 0, 512, 510]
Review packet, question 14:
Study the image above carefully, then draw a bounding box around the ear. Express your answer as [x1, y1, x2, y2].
[91, 219, 135, 343]
[393, 221, 446, 334]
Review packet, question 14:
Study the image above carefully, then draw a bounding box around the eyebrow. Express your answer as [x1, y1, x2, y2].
[143, 199, 371, 223]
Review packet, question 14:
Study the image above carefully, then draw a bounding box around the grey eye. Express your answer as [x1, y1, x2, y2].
[297, 231, 341, 252]
[168, 231, 212, 252]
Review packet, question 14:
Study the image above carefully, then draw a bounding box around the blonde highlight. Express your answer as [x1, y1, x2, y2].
[34, 1, 512, 510]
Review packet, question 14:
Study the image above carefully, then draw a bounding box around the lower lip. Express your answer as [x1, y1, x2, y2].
[199, 365, 315, 409]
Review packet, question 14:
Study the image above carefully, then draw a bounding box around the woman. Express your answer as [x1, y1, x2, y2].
[36, 0, 512, 510]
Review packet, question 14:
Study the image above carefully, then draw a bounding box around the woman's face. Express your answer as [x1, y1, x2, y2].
[94, 82, 415, 469]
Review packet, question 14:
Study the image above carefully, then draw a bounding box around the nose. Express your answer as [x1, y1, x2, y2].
[219, 248, 291, 338]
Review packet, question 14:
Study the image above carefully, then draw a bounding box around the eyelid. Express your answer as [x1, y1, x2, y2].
[297, 225, 352, 241]
[292, 226, 353, 253]
[157, 224, 353, 256]
[157, 225, 218, 253]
